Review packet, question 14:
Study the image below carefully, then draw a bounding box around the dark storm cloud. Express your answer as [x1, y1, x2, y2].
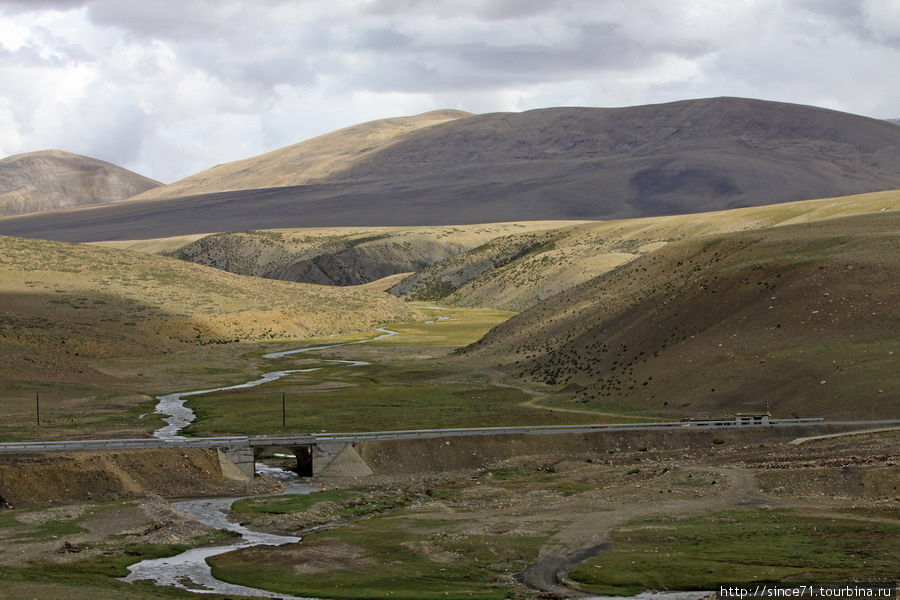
[449, 23, 709, 75]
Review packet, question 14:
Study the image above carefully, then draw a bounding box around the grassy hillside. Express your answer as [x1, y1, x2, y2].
[0, 235, 419, 440]
[129, 109, 470, 201]
[461, 211, 899, 419]
[394, 189, 900, 310]
[95, 222, 579, 286]
[0, 150, 160, 216]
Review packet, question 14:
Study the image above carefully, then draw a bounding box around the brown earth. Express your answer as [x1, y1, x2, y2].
[0, 497, 222, 568]
[88, 191, 899, 302]
[350, 424, 890, 478]
[153, 222, 574, 286]
[130, 109, 470, 201]
[0, 448, 278, 507]
[234, 538, 376, 576]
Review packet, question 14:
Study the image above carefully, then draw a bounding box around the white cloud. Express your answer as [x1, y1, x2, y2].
[0, 0, 897, 183]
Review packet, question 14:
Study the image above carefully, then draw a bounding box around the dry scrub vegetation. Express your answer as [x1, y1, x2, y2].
[462, 209, 899, 420]
[0, 234, 418, 356]
[396, 189, 900, 310]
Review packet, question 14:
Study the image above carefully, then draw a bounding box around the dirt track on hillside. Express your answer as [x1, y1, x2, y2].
[517, 467, 771, 597]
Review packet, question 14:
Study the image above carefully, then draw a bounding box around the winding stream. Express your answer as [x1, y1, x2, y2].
[123, 328, 399, 597]
[152, 328, 398, 440]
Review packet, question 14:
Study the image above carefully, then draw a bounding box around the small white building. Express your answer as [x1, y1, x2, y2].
[735, 412, 771, 425]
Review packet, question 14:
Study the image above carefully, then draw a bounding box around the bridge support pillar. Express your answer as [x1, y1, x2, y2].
[312, 441, 350, 475]
[311, 441, 372, 477]
[219, 446, 255, 479]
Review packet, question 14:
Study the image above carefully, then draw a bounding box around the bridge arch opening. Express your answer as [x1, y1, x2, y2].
[251, 446, 313, 477]
[292, 446, 313, 476]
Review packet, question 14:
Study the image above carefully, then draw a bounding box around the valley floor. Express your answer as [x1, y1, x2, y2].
[219, 428, 897, 600]
[0, 304, 896, 600]
[179, 305, 650, 437]
[0, 428, 895, 600]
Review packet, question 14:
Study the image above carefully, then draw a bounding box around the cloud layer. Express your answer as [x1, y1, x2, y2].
[1, 0, 898, 182]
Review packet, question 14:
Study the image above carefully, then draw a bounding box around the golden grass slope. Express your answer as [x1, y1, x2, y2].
[396, 189, 900, 311]
[129, 109, 471, 201]
[0, 150, 161, 216]
[0, 235, 420, 382]
[462, 210, 899, 420]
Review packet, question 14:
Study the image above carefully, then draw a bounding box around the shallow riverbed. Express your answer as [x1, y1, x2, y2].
[122, 464, 314, 598]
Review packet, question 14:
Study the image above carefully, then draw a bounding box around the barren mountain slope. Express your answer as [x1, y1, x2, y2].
[130, 109, 471, 201]
[337, 97, 900, 216]
[3, 98, 898, 241]
[393, 189, 900, 310]
[0, 150, 160, 216]
[0, 235, 419, 388]
[461, 211, 899, 419]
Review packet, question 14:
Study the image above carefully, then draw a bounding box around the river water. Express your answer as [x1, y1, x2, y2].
[122, 464, 315, 598]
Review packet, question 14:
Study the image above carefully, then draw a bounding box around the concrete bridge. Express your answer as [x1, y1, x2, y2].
[1, 418, 897, 478]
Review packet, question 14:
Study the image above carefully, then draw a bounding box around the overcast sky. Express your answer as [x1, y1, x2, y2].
[0, 0, 898, 183]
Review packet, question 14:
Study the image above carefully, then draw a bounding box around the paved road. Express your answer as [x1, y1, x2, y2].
[2, 418, 899, 454]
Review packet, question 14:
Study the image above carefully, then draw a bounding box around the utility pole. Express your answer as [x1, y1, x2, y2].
[282, 392, 286, 429]
[35, 391, 40, 426]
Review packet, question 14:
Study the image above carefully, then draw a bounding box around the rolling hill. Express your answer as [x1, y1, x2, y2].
[0, 234, 419, 389]
[460, 211, 899, 419]
[129, 109, 471, 201]
[0, 150, 160, 216]
[390, 189, 900, 310]
[2, 97, 899, 242]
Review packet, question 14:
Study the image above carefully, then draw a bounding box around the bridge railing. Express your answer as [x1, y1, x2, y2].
[305, 417, 828, 441]
[0, 436, 249, 453]
[10, 417, 900, 454]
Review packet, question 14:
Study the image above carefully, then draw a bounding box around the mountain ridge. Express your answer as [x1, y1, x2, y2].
[2, 97, 899, 241]
[0, 149, 161, 216]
